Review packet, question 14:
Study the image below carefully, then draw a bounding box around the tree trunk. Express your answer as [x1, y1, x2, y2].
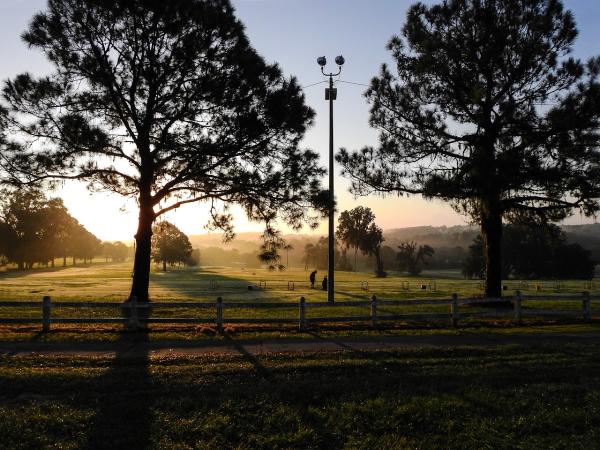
[51, 259, 55, 268]
[481, 205, 503, 298]
[129, 198, 154, 302]
[375, 249, 385, 278]
[63, 255, 67, 267]
[162, 259, 167, 272]
[354, 248, 358, 272]
[18, 261, 24, 270]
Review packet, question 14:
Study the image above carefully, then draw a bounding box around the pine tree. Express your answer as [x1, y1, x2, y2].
[336, 207, 376, 271]
[151, 221, 193, 271]
[337, 0, 600, 297]
[4, 0, 325, 301]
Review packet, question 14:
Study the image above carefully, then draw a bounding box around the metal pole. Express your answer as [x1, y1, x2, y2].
[318, 56, 343, 303]
[327, 74, 335, 303]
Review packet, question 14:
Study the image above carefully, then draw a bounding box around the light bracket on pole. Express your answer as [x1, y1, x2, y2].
[318, 55, 344, 77]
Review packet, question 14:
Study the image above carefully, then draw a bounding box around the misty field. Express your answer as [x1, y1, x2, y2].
[0, 261, 596, 302]
[0, 262, 597, 343]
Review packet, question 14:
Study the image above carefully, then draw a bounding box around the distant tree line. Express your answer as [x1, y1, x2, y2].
[198, 247, 260, 269]
[0, 189, 135, 270]
[302, 237, 341, 272]
[396, 242, 435, 275]
[0, 189, 102, 269]
[300, 206, 595, 279]
[463, 222, 596, 280]
[299, 207, 434, 277]
[100, 242, 130, 263]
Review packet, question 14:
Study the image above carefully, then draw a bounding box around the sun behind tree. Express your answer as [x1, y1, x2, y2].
[3, 0, 325, 301]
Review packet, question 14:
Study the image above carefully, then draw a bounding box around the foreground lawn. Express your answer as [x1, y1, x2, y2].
[1, 344, 600, 449]
[3, 321, 600, 343]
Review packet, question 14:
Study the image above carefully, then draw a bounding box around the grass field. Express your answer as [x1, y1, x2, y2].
[0, 263, 600, 340]
[1, 343, 600, 449]
[0, 261, 597, 303]
[1, 264, 600, 448]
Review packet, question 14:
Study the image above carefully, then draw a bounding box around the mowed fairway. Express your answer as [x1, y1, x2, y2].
[0, 261, 597, 302]
[0, 262, 598, 341]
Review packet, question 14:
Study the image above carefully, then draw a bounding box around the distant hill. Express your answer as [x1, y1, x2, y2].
[189, 224, 599, 251]
[383, 223, 600, 257]
[383, 225, 478, 248]
[562, 223, 600, 236]
[563, 224, 600, 260]
[187, 232, 262, 254]
[187, 223, 600, 269]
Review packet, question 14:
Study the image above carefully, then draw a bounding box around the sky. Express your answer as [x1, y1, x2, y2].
[1, 0, 599, 241]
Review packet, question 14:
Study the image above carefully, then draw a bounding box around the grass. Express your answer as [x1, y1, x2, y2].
[0, 262, 598, 342]
[3, 321, 600, 345]
[0, 262, 596, 303]
[2, 263, 600, 448]
[1, 343, 600, 449]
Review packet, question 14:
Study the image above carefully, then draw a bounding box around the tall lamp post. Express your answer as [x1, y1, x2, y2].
[317, 55, 345, 303]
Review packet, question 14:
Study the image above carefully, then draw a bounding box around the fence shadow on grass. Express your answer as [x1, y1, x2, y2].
[85, 309, 152, 450]
[303, 330, 391, 363]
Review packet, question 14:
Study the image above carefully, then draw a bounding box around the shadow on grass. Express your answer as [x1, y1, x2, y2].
[303, 330, 391, 363]
[222, 331, 272, 380]
[150, 266, 361, 301]
[150, 268, 272, 300]
[3, 342, 600, 448]
[85, 309, 152, 449]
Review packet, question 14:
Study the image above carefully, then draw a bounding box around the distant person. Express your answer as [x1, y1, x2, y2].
[309, 270, 317, 288]
[322, 276, 327, 291]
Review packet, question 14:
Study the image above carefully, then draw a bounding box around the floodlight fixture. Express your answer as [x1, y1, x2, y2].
[318, 55, 345, 77]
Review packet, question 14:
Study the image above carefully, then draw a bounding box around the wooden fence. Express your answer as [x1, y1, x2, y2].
[0, 291, 595, 332]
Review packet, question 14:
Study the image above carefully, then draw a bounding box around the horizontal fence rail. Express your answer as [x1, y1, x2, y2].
[0, 291, 597, 332]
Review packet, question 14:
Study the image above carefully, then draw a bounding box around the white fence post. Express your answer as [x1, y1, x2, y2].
[583, 291, 591, 323]
[216, 297, 223, 333]
[299, 297, 306, 331]
[129, 296, 139, 330]
[42, 296, 51, 332]
[371, 295, 378, 327]
[451, 293, 459, 327]
[514, 290, 522, 325]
